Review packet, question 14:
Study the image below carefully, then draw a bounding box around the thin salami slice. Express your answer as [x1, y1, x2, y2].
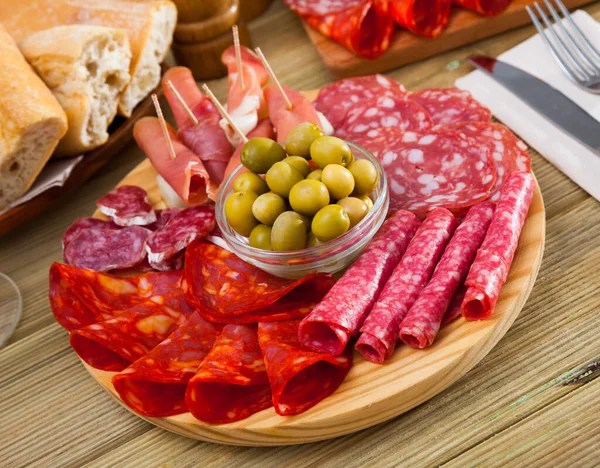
[62, 217, 119, 251]
[443, 122, 531, 201]
[370, 128, 496, 213]
[299, 210, 420, 355]
[258, 319, 352, 416]
[315, 75, 408, 130]
[184, 241, 335, 319]
[112, 312, 223, 417]
[63, 226, 151, 272]
[391, 0, 451, 38]
[70, 301, 192, 372]
[452, 0, 510, 16]
[410, 88, 492, 126]
[399, 202, 495, 349]
[356, 208, 458, 363]
[146, 205, 215, 267]
[185, 324, 272, 424]
[156, 208, 182, 228]
[462, 172, 535, 320]
[96, 185, 156, 227]
[442, 285, 466, 327]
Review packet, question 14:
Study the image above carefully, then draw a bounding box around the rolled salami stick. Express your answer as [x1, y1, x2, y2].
[356, 208, 458, 363]
[399, 202, 495, 349]
[462, 172, 535, 320]
[299, 210, 421, 356]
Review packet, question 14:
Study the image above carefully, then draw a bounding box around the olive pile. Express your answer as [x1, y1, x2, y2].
[225, 122, 378, 251]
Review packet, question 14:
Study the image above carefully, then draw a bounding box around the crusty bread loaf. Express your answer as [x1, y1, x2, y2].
[0, 25, 67, 211]
[20, 25, 132, 157]
[0, 0, 177, 117]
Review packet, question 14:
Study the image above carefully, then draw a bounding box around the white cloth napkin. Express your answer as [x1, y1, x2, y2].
[455, 10, 600, 202]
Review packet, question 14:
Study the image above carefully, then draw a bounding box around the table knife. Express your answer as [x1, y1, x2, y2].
[468, 55, 600, 156]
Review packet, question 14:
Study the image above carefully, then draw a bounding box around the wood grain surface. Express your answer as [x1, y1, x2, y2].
[1, 1, 599, 466]
[303, 0, 597, 79]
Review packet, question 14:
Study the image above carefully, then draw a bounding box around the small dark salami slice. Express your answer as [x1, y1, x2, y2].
[62, 217, 119, 251]
[185, 324, 272, 424]
[462, 172, 535, 320]
[113, 312, 223, 417]
[96, 185, 156, 227]
[259, 320, 352, 416]
[299, 210, 421, 355]
[452, 0, 510, 16]
[410, 88, 492, 126]
[336, 94, 433, 144]
[157, 208, 181, 227]
[315, 75, 408, 130]
[184, 241, 334, 319]
[443, 122, 531, 201]
[146, 206, 215, 268]
[369, 128, 496, 213]
[399, 202, 495, 349]
[391, 0, 451, 38]
[63, 226, 151, 272]
[356, 208, 458, 363]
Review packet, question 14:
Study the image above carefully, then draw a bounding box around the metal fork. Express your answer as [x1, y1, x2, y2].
[526, 0, 600, 94]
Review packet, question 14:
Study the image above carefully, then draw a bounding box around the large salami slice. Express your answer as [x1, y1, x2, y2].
[96, 186, 156, 227]
[399, 202, 495, 349]
[299, 210, 420, 355]
[356, 208, 458, 363]
[286, 0, 394, 60]
[369, 128, 496, 213]
[390, 0, 451, 38]
[442, 286, 467, 327]
[314, 75, 408, 130]
[63, 226, 151, 272]
[184, 241, 335, 320]
[62, 217, 119, 251]
[410, 88, 492, 126]
[462, 172, 535, 320]
[452, 0, 510, 16]
[258, 320, 352, 416]
[146, 206, 215, 269]
[444, 122, 531, 201]
[112, 312, 223, 417]
[185, 324, 272, 424]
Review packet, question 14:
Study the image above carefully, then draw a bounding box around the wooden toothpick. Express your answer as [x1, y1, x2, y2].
[254, 47, 293, 110]
[201, 84, 248, 144]
[232, 25, 245, 91]
[151, 94, 177, 160]
[165, 80, 199, 126]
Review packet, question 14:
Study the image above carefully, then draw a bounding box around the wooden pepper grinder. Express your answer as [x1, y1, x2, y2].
[171, 0, 252, 80]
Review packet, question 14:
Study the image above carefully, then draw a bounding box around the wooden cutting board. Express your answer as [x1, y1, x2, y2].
[303, 0, 596, 79]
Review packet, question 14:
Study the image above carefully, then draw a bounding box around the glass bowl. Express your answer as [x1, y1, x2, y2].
[216, 141, 389, 279]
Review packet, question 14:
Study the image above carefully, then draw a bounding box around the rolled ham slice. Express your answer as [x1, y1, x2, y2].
[265, 84, 321, 143]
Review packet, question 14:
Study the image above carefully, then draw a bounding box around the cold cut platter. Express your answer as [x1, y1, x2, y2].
[49, 45, 545, 446]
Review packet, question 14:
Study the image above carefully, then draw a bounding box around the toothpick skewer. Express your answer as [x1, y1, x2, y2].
[232, 25, 245, 91]
[254, 47, 293, 110]
[165, 80, 199, 126]
[151, 94, 177, 160]
[202, 84, 248, 144]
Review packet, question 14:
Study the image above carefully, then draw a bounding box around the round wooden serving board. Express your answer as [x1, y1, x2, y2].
[85, 90, 546, 446]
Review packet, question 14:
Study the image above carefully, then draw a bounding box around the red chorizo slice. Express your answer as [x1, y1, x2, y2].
[185, 324, 272, 424]
[356, 208, 458, 363]
[96, 185, 156, 227]
[112, 312, 223, 417]
[391, 0, 452, 38]
[409, 88, 492, 126]
[258, 319, 352, 416]
[452, 0, 510, 16]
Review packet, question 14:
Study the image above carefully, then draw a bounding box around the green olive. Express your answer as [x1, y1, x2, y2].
[289, 179, 330, 217]
[225, 191, 259, 237]
[347, 159, 378, 196]
[306, 169, 323, 181]
[310, 136, 354, 169]
[265, 161, 305, 198]
[283, 156, 311, 177]
[249, 224, 273, 250]
[311, 205, 350, 243]
[306, 232, 321, 248]
[357, 194, 374, 211]
[233, 172, 269, 195]
[240, 137, 286, 173]
[337, 197, 369, 228]
[252, 192, 287, 226]
[321, 164, 355, 200]
[285, 122, 324, 158]
[271, 211, 308, 251]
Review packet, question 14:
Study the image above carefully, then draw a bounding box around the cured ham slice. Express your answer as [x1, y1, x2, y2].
[265, 85, 321, 143]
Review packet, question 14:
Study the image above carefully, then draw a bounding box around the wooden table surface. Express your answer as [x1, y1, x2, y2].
[1, 2, 599, 466]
